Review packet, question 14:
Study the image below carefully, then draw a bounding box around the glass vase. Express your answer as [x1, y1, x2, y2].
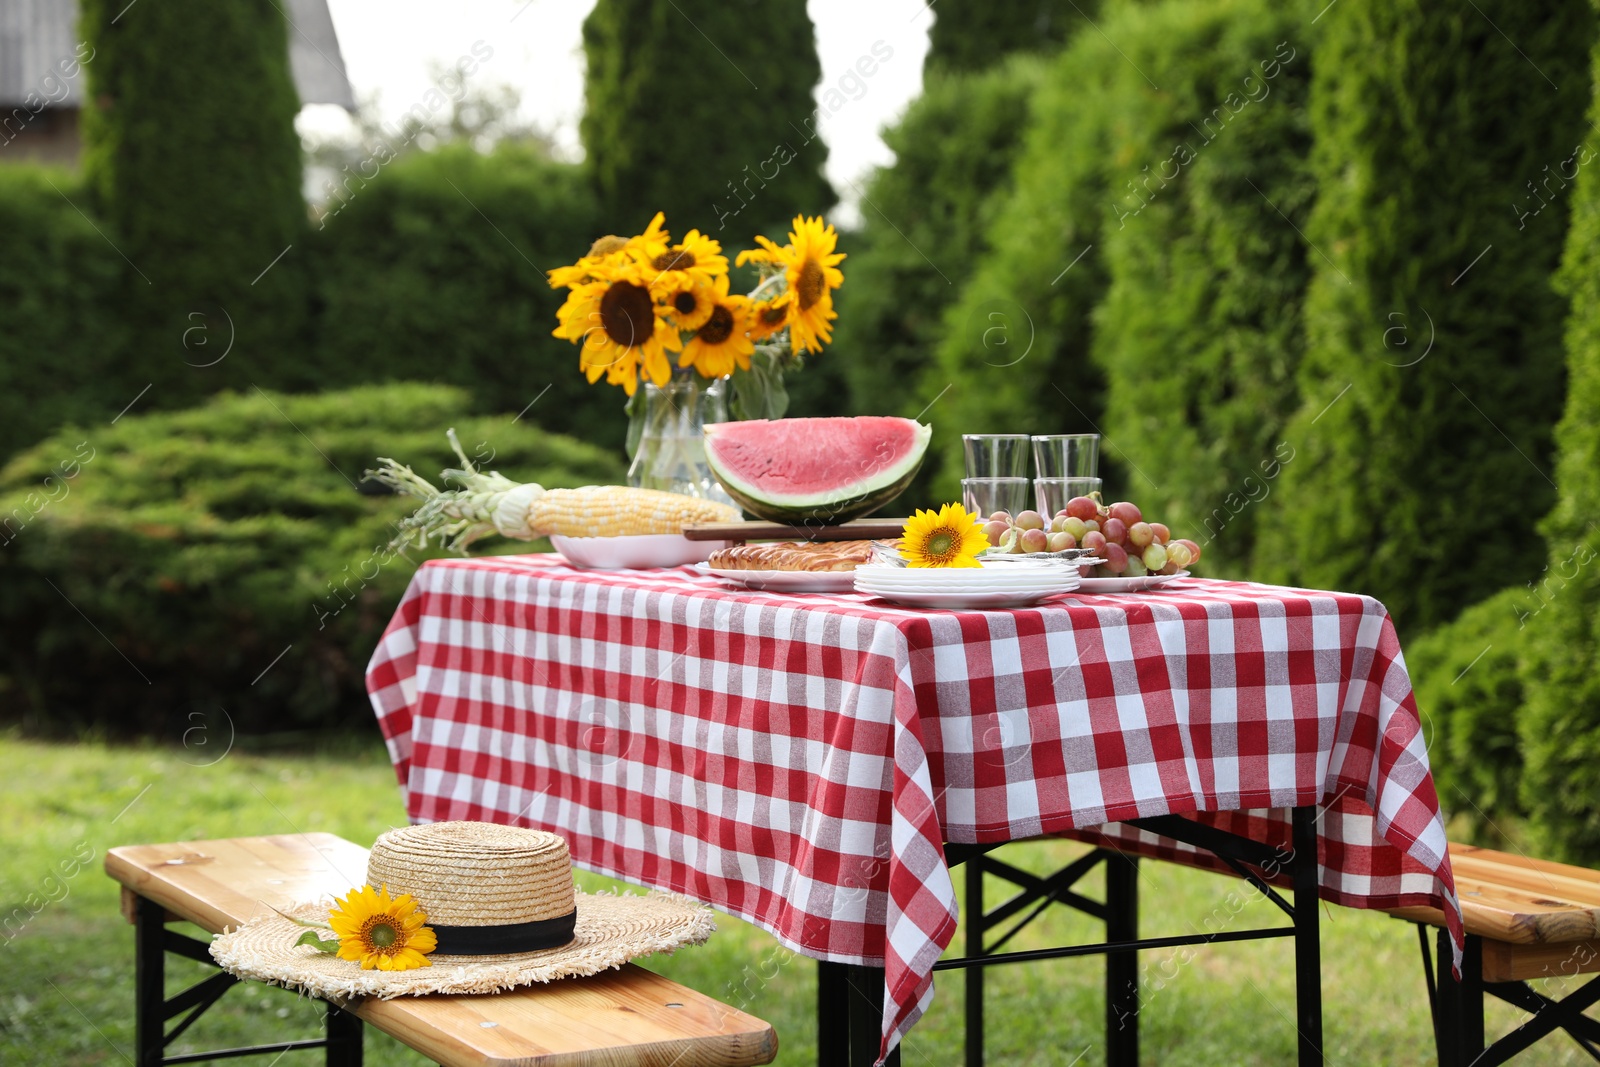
[625, 372, 737, 507]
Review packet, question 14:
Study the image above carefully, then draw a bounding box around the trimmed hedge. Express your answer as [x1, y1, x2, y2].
[80, 0, 308, 408]
[1251, 0, 1594, 632]
[581, 0, 835, 238]
[307, 144, 623, 452]
[0, 384, 623, 737]
[1519, 30, 1600, 861]
[1406, 588, 1530, 840]
[833, 57, 1048, 499]
[0, 168, 127, 460]
[923, 1, 1095, 75]
[1090, 4, 1314, 571]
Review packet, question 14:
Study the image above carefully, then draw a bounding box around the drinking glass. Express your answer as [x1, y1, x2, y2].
[1035, 477, 1104, 519]
[1032, 434, 1100, 481]
[963, 434, 1032, 480]
[962, 477, 1031, 519]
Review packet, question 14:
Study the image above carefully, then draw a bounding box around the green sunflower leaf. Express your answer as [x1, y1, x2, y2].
[295, 930, 341, 954]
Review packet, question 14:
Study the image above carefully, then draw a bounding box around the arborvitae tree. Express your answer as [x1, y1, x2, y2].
[1091, 8, 1314, 572]
[1519, 33, 1600, 861]
[923, 1, 1096, 76]
[1252, 0, 1594, 633]
[80, 0, 308, 407]
[581, 0, 835, 238]
[832, 57, 1046, 498]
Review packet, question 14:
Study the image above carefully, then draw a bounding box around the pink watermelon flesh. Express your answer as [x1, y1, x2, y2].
[704, 417, 931, 518]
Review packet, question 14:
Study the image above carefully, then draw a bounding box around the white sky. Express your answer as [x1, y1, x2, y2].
[299, 0, 934, 226]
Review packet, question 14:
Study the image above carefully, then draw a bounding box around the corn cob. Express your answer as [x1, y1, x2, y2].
[366, 430, 739, 553]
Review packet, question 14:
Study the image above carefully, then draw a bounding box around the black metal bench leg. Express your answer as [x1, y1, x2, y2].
[325, 1003, 363, 1066]
[966, 858, 985, 1067]
[844, 964, 899, 1067]
[135, 895, 166, 1067]
[818, 960, 851, 1066]
[1292, 805, 1323, 1067]
[1434, 931, 1484, 1067]
[1106, 854, 1139, 1067]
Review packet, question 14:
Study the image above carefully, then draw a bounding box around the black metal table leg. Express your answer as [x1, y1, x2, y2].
[1105, 853, 1140, 1067]
[844, 964, 899, 1067]
[1434, 932, 1484, 1067]
[325, 1003, 363, 1066]
[1292, 805, 1323, 1067]
[136, 895, 167, 1067]
[818, 960, 851, 1065]
[966, 858, 985, 1067]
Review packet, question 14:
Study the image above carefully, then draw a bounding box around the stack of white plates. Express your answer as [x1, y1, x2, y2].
[853, 560, 1078, 609]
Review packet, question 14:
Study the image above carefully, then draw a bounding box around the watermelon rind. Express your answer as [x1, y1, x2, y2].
[704, 419, 931, 525]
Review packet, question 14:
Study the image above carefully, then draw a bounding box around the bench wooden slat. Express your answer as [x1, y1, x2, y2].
[106, 835, 777, 1067]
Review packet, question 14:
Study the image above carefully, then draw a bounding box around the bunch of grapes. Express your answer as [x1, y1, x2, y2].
[981, 497, 1201, 578]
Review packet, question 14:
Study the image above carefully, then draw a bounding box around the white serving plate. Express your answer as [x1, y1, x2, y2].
[856, 588, 1076, 610]
[1074, 571, 1190, 593]
[693, 562, 857, 593]
[551, 534, 730, 570]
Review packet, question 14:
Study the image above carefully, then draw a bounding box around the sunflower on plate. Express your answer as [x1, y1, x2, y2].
[679, 275, 754, 379]
[900, 504, 990, 568]
[328, 884, 437, 971]
[736, 215, 846, 354]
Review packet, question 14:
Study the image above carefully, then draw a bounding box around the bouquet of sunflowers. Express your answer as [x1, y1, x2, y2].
[550, 212, 844, 422]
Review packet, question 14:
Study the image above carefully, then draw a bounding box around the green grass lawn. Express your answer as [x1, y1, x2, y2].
[0, 732, 1588, 1066]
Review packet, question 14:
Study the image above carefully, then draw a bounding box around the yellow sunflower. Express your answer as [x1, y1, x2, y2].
[548, 214, 671, 290]
[664, 277, 717, 332]
[900, 504, 989, 568]
[553, 263, 681, 395]
[328, 884, 437, 971]
[639, 229, 728, 295]
[735, 215, 845, 354]
[679, 275, 754, 379]
[746, 293, 792, 342]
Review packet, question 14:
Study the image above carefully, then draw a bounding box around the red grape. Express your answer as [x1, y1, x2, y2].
[1108, 501, 1142, 526]
[1150, 522, 1171, 545]
[1020, 528, 1049, 552]
[987, 511, 1012, 525]
[1015, 510, 1045, 531]
[1047, 531, 1077, 552]
[1065, 496, 1099, 522]
[1102, 517, 1128, 544]
[1103, 542, 1129, 574]
[982, 520, 1009, 545]
[1173, 538, 1202, 564]
[1083, 530, 1108, 554]
[1127, 522, 1154, 549]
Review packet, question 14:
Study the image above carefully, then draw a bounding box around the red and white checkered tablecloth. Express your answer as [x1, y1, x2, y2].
[367, 555, 1463, 1064]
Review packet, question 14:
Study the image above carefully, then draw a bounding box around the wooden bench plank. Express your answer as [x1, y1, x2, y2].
[106, 835, 777, 1067]
[1390, 842, 1600, 946]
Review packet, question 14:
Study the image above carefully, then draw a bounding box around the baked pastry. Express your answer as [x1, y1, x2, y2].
[708, 540, 875, 572]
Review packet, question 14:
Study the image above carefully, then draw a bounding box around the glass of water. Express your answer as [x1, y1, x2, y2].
[1032, 434, 1100, 480]
[962, 477, 1032, 519]
[1034, 477, 1104, 518]
[963, 434, 1032, 480]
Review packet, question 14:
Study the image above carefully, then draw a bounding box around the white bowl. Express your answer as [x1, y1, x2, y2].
[550, 534, 731, 570]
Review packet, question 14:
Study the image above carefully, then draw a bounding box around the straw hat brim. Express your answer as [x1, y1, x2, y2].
[210, 889, 715, 1001]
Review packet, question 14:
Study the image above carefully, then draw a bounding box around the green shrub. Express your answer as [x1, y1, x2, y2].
[1406, 588, 1531, 840]
[307, 144, 624, 452]
[923, 1, 1096, 75]
[1252, 0, 1594, 632]
[1520, 32, 1600, 860]
[0, 384, 624, 737]
[581, 0, 835, 237]
[0, 168, 127, 460]
[832, 57, 1047, 500]
[1090, 2, 1313, 571]
[80, 0, 308, 409]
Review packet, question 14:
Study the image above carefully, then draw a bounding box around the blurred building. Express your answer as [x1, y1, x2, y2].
[0, 0, 354, 165]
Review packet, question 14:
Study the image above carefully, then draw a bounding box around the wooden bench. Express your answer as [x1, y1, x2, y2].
[106, 833, 778, 1067]
[1391, 842, 1600, 1066]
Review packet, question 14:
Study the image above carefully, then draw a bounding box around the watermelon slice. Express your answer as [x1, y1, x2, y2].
[703, 416, 932, 525]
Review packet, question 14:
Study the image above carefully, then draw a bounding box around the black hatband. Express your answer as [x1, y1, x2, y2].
[430, 910, 577, 955]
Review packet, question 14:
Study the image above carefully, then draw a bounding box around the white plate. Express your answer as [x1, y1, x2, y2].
[694, 563, 857, 593]
[551, 534, 730, 570]
[857, 588, 1075, 610]
[853, 562, 1078, 594]
[1074, 571, 1190, 593]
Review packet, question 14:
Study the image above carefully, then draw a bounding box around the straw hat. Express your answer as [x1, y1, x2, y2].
[210, 822, 715, 999]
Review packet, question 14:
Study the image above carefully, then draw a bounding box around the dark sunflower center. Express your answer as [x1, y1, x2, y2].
[926, 530, 956, 560]
[674, 291, 698, 315]
[366, 920, 398, 949]
[654, 249, 695, 273]
[759, 303, 787, 326]
[599, 282, 654, 346]
[796, 258, 826, 311]
[697, 305, 735, 346]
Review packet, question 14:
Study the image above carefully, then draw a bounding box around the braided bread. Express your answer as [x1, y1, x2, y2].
[708, 540, 876, 572]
